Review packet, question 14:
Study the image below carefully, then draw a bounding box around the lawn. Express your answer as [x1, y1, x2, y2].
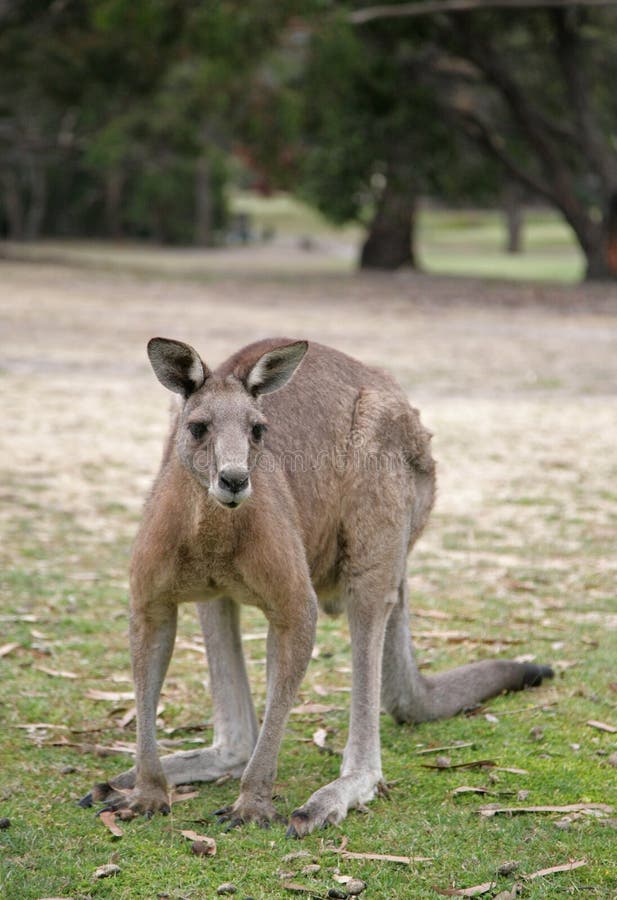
[0, 247, 616, 899]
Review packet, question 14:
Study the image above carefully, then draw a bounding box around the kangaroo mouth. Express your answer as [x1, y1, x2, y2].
[210, 484, 251, 509]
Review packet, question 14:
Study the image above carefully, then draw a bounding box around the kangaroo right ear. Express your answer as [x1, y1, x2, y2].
[147, 338, 209, 397]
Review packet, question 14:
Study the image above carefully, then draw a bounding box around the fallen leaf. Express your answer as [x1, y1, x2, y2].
[478, 803, 612, 818]
[495, 767, 528, 776]
[15, 722, 68, 731]
[93, 863, 121, 879]
[341, 851, 432, 864]
[0, 643, 19, 657]
[416, 742, 474, 756]
[0, 614, 39, 622]
[413, 608, 452, 620]
[586, 720, 617, 734]
[422, 759, 496, 771]
[35, 666, 79, 679]
[525, 859, 587, 880]
[281, 882, 316, 894]
[85, 689, 135, 702]
[452, 786, 493, 796]
[176, 640, 205, 654]
[171, 790, 200, 803]
[433, 881, 495, 896]
[99, 810, 123, 838]
[282, 851, 312, 863]
[291, 702, 343, 715]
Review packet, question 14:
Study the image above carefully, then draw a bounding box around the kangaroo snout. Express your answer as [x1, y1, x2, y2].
[215, 467, 251, 507]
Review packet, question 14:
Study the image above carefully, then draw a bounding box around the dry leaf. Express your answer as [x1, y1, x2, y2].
[479, 803, 612, 818]
[495, 767, 529, 776]
[176, 640, 205, 654]
[422, 759, 495, 771]
[171, 789, 200, 803]
[281, 882, 316, 893]
[99, 810, 123, 838]
[586, 720, 617, 734]
[85, 689, 135, 702]
[416, 742, 474, 755]
[291, 702, 343, 715]
[0, 642, 19, 657]
[341, 851, 432, 864]
[525, 859, 587, 879]
[180, 829, 216, 854]
[452, 786, 493, 796]
[433, 882, 495, 896]
[35, 666, 79, 679]
[93, 863, 121, 879]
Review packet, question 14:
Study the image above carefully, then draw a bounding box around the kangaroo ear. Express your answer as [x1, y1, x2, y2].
[147, 337, 209, 397]
[245, 341, 308, 397]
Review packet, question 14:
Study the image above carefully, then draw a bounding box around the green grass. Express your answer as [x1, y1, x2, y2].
[1, 500, 616, 898]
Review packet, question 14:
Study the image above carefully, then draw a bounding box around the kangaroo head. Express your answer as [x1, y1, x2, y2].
[147, 338, 308, 509]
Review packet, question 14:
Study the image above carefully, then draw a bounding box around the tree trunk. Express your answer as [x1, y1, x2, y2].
[503, 183, 523, 254]
[360, 175, 417, 270]
[24, 159, 47, 240]
[604, 192, 617, 278]
[1, 170, 24, 239]
[195, 152, 213, 247]
[105, 168, 124, 239]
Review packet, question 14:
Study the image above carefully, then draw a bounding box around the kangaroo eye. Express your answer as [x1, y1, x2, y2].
[188, 421, 209, 440]
[251, 423, 266, 441]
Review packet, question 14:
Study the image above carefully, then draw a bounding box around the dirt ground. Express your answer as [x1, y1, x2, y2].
[1, 247, 616, 650]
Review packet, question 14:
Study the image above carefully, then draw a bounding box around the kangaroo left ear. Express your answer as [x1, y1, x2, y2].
[147, 337, 209, 397]
[245, 341, 308, 397]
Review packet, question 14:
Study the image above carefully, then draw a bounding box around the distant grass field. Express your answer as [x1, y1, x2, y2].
[231, 192, 584, 284]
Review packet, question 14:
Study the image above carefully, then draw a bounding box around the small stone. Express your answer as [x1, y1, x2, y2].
[93, 863, 121, 879]
[301, 864, 321, 875]
[327, 890, 347, 900]
[517, 789, 530, 801]
[434, 755, 451, 768]
[529, 726, 544, 741]
[497, 860, 519, 876]
[608, 752, 617, 768]
[60, 765, 77, 774]
[217, 884, 237, 896]
[0, 818, 10, 829]
[347, 880, 366, 896]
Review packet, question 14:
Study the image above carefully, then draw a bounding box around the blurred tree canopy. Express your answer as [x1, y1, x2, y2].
[1, 0, 617, 279]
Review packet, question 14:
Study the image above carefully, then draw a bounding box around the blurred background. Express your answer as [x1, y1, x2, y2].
[2, 0, 617, 283]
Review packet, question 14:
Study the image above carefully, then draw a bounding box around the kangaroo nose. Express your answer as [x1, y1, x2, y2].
[219, 469, 249, 494]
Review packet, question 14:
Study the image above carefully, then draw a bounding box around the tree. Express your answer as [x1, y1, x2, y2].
[296, 17, 495, 269]
[351, 2, 617, 280]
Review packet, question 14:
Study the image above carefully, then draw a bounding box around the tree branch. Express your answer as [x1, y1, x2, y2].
[453, 107, 557, 203]
[351, 0, 617, 25]
[551, 8, 617, 190]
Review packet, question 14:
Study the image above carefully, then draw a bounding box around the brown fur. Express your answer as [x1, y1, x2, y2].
[81, 337, 552, 835]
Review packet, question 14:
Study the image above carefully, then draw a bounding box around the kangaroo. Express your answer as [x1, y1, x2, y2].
[81, 337, 552, 836]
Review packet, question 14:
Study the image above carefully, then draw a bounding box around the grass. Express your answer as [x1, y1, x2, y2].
[1, 253, 616, 899]
[0, 191, 585, 285]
